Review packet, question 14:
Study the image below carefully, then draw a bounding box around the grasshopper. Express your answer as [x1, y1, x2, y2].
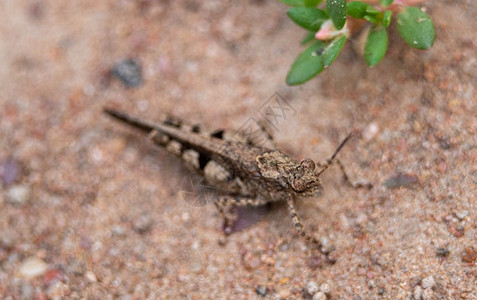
[104, 107, 371, 244]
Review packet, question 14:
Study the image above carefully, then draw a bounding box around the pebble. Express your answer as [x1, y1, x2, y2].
[112, 58, 143, 88]
[133, 215, 153, 234]
[307, 255, 325, 269]
[435, 247, 450, 257]
[422, 287, 434, 300]
[312, 291, 327, 300]
[19, 257, 48, 279]
[320, 236, 330, 248]
[413, 285, 423, 299]
[383, 173, 418, 189]
[242, 251, 261, 270]
[421, 275, 435, 289]
[1, 157, 20, 185]
[368, 280, 375, 289]
[363, 122, 379, 141]
[255, 286, 267, 296]
[455, 210, 468, 220]
[111, 225, 126, 237]
[85, 271, 97, 282]
[461, 246, 476, 264]
[181, 212, 190, 222]
[46, 281, 70, 299]
[306, 281, 319, 295]
[6, 184, 32, 205]
[278, 288, 291, 299]
[320, 283, 331, 294]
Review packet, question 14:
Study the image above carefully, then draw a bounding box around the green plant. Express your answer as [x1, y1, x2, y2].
[279, 0, 435, 85]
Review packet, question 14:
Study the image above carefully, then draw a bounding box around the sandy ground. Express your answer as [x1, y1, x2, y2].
[0, 0, 476, 299]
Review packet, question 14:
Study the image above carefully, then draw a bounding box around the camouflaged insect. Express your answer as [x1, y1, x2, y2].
[104, 108, 371, 244]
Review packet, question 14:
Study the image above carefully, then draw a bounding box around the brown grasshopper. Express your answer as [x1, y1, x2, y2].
[104, 107, 371, 244]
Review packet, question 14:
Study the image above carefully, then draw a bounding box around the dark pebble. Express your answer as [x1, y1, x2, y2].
[133, 215, 153, 234]
[255, 286, 267, 296]
[1, 157, 20, 186]
[383, 173, 418, 189]
[461, 246, 476, 264]
[307, 254, 325, 270]
[112, 59, 142, 88]
[436, 135, 451, 149]
[436, 247, 450, 257]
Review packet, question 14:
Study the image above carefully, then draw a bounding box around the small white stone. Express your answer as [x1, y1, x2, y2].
[85, 271, 97, 282]
[111, 225, 126, 236]
[312, 291, 327, 300]
[413, 285, 423, 300]
[6, 185, 32, 205]
[46, 281, 70, 299]
[278, 288, 291, 299]
[455, 210, 468, 220]
[306, 281, 319, 295]
[320, 237, 330, 249]
[368, 279, 376, 289]
[422, 275, 435, 289]
[181, 212, 190, 221]
[422, 288, 434, 300]
[19, 257, 48, 279]
[320, 283, 331, 294]
[363, 122, 379, 141]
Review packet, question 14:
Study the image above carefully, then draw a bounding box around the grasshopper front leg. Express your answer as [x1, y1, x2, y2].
[285, 197, 320, 245]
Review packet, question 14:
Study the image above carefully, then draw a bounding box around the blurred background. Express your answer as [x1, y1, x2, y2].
[0, 1, 475, 298]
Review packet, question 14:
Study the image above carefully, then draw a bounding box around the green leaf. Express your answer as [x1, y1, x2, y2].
[278, 0, 307, 6]
[347, 1, 368, 19]
[379, 0, 393, 7]
[286, 35, 347, 85]
[326, 0, 347, 30]
[364, 25, 388, 66]
[397, 7, 435, 50]
[322, 34, 347, 67]
[366, 5, 379, 15]
[382, 10, 392, 27]
[365, 5, 380, 15]
[304, 0, 322, 7]
[363, 14, 379, 24]
[286, 41, 325, 85]
[287, 7, 329, 31]
[278, 0, 323, 7]
[301, 31, 317, 45]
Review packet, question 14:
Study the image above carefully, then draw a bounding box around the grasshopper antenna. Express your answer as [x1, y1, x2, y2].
[316, 133, 352, 176]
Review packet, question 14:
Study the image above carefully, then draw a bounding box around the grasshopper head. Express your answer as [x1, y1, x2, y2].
[256, 152, 322, 197]
[289, 158, 323, 197]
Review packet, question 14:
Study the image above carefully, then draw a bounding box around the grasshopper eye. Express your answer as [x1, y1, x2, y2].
[300, 158, 315, 171]
[292, 178, 307, 192]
